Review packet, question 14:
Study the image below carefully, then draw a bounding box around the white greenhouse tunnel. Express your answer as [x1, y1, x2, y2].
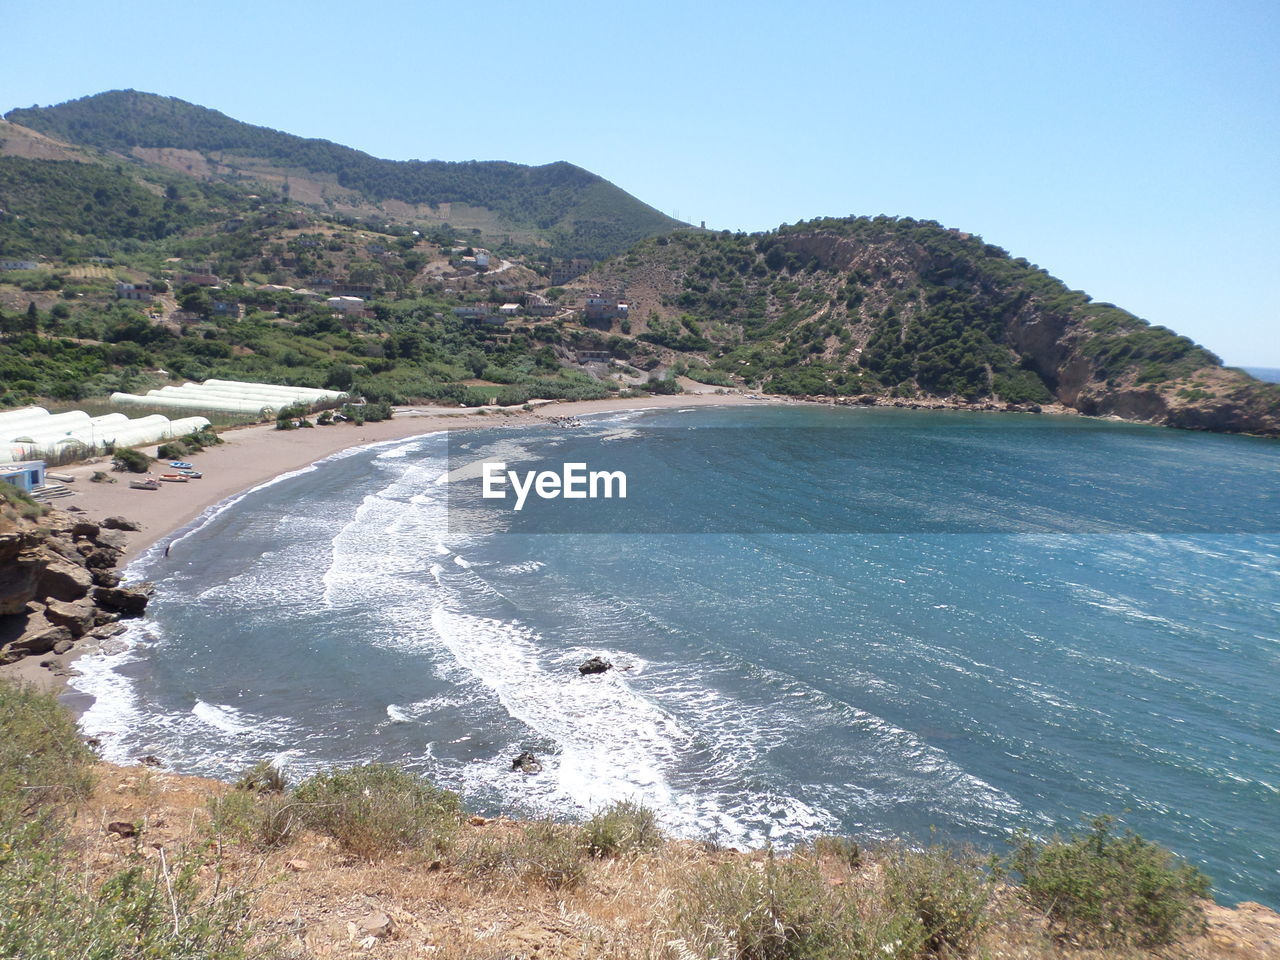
[109, 378, 347, 417]
[2, 410, 211, 463]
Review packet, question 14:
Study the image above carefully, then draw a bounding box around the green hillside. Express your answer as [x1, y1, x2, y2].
[573, 216, 1280, 434]
[5, 91, 682, 259]
[0, 156, 251, 257]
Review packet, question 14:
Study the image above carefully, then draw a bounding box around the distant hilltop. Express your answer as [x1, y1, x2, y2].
[567, 218, 1280, 435]
[0, 93, 1276, 436]
[4, 90, 683, 261]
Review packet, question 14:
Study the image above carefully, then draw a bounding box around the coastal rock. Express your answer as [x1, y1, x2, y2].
[71, 521, 100, 540]
[2, 623, 73, 662]
[578, 656, 613, 675]
[91, 569, 122, 588]
[101, 516, 141, 531]
[511, 751, 543, 775]
[94, 529, 130, 552]
[45, 537, 84, 563]
[0, 546, 44, 615]
[37, 558, 93, 602]
[83, 548, 121, 570]
[43, 598, 96, 637]
[92, 583, 153, 617]
[88, 622, 128, 640]
[106, 821, 138, 838]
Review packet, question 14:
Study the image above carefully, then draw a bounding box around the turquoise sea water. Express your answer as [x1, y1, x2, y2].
[73, 406, 1280, 906]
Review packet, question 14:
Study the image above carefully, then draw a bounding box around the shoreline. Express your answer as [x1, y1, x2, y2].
[0, 391, 770, 697]
[58, 391, 774, 567]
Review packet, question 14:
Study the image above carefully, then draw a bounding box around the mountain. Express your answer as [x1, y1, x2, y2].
[568, 217, 1280, 435]
[4, 91, 682, 260]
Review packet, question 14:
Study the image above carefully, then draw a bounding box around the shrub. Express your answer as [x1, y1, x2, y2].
[581, 800, 661, 858]
[459, 820, 587, 890]
[1008, 816, 1211, 945]
[515, 820, 588, 889]
[883, 844, 993, 955]
[156, 441, 189, 460]
[807, 835, 862, 870]
[206, 789, 297, 850]
[111, 447, 152, 473]
[0, 681, 95, 810]
[292, 763, 461, 859]
[663, 855, 869, 960]
[234, 760, 285, 794]
[0, 480, 45, 520]
[0, 815, 260, 960]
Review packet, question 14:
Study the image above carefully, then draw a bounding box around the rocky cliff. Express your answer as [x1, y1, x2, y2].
[0, 493, 150, 665]
[572, 217, 1280, 436]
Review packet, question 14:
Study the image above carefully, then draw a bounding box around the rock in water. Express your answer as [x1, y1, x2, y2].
[511, 750, 543, 774]
[579, 655, 612, 675]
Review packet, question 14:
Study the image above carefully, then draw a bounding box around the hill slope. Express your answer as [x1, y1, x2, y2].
[5, 90, 682, 259]
[572, 217, 1280, 435]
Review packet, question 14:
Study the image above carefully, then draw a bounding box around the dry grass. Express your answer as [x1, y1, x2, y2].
[4, 758, 1273, 960]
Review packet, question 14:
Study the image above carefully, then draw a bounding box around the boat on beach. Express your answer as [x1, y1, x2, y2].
[129, 478, 161, 490]
[167, 460, 194, 469]
[178, 469, 203, 479]
[158, 474, 189, 483]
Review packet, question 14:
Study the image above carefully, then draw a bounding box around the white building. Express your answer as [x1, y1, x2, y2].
[0, 260, 39, 271]
[326, 296, 366, 314]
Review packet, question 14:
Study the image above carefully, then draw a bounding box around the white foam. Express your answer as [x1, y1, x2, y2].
[192, 700, 258, 735]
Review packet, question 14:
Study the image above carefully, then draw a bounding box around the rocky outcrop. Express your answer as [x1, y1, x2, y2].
[511, 751, 543, 775]
[37, 558, 94, 601]
[578, 656, 612, 675]
[0, 531, 45, 615]
[0, 501, 148, 666]
[92, 583, 153, 616]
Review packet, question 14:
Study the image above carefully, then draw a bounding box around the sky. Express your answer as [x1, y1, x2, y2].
[3, 0, 1278, 365]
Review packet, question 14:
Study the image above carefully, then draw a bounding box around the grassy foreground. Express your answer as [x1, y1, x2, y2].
[0, 679, 1271, 959]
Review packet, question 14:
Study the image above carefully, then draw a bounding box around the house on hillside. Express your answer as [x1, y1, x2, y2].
[115, 282, 154, 302]
[498, 303, 521, 317]
[330, 280, 376, 299]
[211, 300, 243, 319]
[550, 258, 592, 285]
[327, 296, 366, 314]
[0, 260, 39, 272]
[176, 270, 221, 287]
[583, 294, 628, 323]
[575, 350, 611, 364]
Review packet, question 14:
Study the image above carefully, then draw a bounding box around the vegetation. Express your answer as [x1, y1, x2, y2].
[291, 763, 462, 859]
[111, 446, 152, 472]
[0, 680, 1232, 959]
[8, 91, 682, 259]
[1009, 815, 1211, 945]
[0, 681, 262, 960]
[581, 799, 662, 858]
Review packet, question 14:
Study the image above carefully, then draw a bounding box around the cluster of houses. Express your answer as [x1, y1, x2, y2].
[0, 259, 40, 272]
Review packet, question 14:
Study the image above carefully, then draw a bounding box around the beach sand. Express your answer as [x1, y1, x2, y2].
[0, 392, 769, 695]
[65, 392, 768, 564]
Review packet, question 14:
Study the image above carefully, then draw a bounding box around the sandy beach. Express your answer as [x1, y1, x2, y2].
[56, 391, 768, 565]
[2, 391, 772, 695]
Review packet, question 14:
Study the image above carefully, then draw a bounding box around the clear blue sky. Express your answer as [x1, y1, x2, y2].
[3, 0, 1277, 364]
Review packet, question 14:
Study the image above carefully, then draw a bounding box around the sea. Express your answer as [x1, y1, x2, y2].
[70, 405, 1280, 907]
